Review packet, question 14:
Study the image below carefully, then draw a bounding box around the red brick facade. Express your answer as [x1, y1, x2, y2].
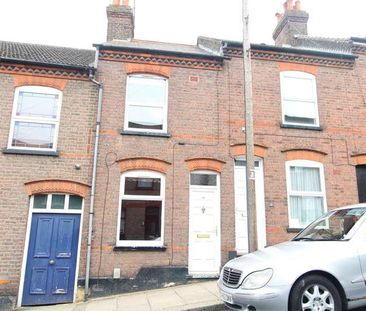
[1, 3, 366, 307]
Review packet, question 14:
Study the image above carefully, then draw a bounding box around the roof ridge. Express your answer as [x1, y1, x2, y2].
[294, 35, 352, 42]
[122, 38, 199, 48]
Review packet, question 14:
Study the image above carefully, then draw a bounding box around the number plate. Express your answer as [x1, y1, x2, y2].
[220, 291, 233, 304]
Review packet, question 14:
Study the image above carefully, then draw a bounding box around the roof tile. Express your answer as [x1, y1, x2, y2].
[0, 41, 95, 68]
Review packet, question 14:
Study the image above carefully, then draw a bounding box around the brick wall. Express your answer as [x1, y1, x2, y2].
[2, 44, 365, 299]
[90, 48, 366, 279]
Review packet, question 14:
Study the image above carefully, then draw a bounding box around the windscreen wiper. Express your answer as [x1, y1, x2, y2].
[293, 237, 314, 241]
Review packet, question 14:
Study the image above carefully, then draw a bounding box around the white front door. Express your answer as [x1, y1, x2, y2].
[234, 159, 266, 254]
[188, 171, 220, 277]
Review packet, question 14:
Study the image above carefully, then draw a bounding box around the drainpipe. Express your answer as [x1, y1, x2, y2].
[85, 47, 102, 300]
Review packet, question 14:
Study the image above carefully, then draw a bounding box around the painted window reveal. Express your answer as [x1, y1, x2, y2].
[32, 194, 83, 211]
[280, 71, 319, 126]
[124, 74, 168, 133]
[234, 159, 260, 167]
[9, 86, 62, 151]
[286, 160, 327, 228]
[118, 171, 165, 247]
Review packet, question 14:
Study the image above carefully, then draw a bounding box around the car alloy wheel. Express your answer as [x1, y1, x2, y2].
[301, 284, 334, 310]
[290, 275, 342, 311]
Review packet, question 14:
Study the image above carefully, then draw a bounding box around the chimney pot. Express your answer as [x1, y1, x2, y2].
[122, 0, 129, 6]
[275, 12, 283, 21]
[294, 0, 301, 10]
[284, 0, 294, 11]
[112, 0, 120, 5]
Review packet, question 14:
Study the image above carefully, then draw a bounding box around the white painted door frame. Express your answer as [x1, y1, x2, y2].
[17, 194, 84, 307]
[234, 158, 266, 254]
[188, 171, 221, 277]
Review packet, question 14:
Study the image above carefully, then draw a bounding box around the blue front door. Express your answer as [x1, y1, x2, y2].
[22, 213, 81, 306]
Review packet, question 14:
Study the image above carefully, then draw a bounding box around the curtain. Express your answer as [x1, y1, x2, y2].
[290, 196, 323, 226]
[290, 166, 323, 226]
[290, 166, 321, 191]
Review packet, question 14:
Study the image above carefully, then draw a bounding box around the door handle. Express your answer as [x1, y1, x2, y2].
[49, 259, 55, 265]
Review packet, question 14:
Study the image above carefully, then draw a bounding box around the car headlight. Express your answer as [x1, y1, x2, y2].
[241, 268, 273, 289]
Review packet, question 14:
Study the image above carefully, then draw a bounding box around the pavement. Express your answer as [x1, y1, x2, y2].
[19, 281, 227, 311]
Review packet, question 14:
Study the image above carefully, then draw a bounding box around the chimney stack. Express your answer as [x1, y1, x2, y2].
[106, 0, 134, 42]
[273, 0, 309, 46]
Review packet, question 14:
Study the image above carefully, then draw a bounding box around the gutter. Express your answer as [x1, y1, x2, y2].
[85, 47, 102, 300]
[250, 43, 357, 60]
[351, 37, 366, 44]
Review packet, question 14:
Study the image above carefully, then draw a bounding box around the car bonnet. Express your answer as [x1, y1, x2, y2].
[225, 240, 355, 278]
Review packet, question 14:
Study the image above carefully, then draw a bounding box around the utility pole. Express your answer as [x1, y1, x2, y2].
[242, 0, 257, 253]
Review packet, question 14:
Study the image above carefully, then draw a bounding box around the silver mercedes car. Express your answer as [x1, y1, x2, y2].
[218, 204, 366, 311]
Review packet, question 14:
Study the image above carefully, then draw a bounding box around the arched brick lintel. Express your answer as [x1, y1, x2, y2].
[124, 63, 171, 78]
[117, 157, 171, 174]
[278, 63, 318, 76]
[13, 75, 68, 90]
[351, 154, 366, 166]
[231, 144, 267, 158]
[283, 149, 327, 162]
[25, 180, 90, 197]
[185, 158, 226, 173]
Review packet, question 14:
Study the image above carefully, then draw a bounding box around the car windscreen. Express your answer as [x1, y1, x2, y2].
[293, 208, 366, 241]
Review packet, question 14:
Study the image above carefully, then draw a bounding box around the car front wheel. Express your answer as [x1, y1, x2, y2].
[289, 275, 342, 311]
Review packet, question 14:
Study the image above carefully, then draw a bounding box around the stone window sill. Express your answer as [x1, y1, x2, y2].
[121, 130, 171, 138]
[113, 246, 167, 252]
[280, 123, 323, 131]
[2, 148, 59, 157]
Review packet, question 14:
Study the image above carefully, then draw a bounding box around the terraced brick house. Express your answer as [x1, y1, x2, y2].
[0, 0, 365, 308]
[0, 43, 98, 308]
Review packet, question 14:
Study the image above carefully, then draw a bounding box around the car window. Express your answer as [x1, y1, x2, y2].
[293, 208, 366, 241]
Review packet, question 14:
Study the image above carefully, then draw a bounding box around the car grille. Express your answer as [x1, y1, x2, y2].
[222, 267, 242, 287]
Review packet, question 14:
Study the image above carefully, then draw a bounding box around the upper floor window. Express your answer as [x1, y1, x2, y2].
[124, 74, 168, 133]
[286, 160, 327, 228]
[280, 71, 319, 127]
[8, 86, 62, 151]
[118, 170, 165, 247]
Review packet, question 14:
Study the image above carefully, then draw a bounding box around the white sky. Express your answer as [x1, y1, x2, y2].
[0, 0, 364, 50]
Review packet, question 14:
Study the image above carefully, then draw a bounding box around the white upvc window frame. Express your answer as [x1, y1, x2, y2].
[8, 86, 62, 152]
[280, 71, 319, 127]
[286, 160, 327, 228]
[117, 170, 165, 247]
[124, 74, 168, 134]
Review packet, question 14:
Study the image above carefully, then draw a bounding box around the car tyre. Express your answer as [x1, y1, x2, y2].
[289, 274, 342, 311]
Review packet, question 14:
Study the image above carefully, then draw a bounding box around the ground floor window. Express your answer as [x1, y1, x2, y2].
[356, 165, 366, 203]
[286, 160, 327, 228]
[118, 170, 165, 247]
